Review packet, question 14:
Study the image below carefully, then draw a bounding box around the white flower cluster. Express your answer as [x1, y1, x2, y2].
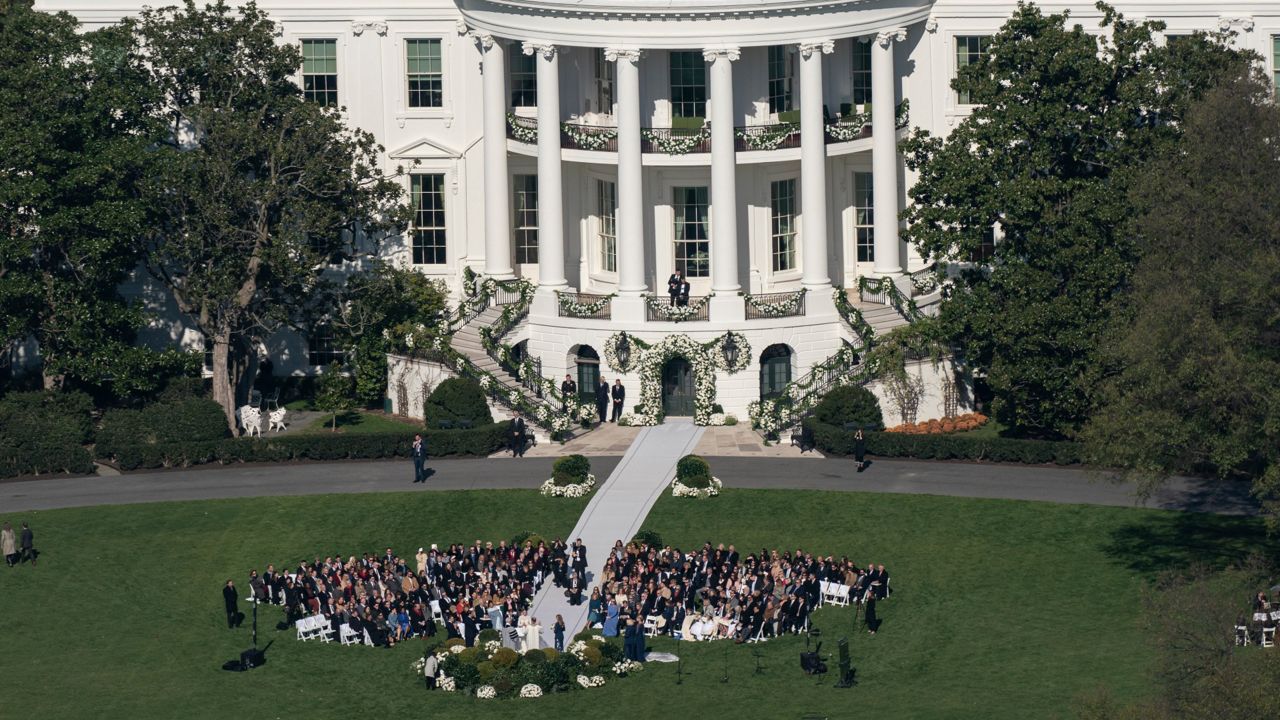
[519, 683, 543, 698]
[742, 289, 806, 318]
[439, 676, 456, 692]
[410, 658, 426, 674]
[671, 476, 723, 499]
[736, 123, 799, 151]
[616, 413, 637, 426]
[476, 684, 497, 699]
[562, 123, 617, 151]
[707, 413, 726, 426]
[483, 640, 501, 654]
[641, 126, 709, 155]
[578, 404, 596, 422]
[644, 293, 713, 322]
[539, 473, 597, 498]
[611, 659, 644, 676]
[449, 643, 466, 654]
[576, 674, 607, 688]
[567, 640, 589, 662]
[506, 113, 537, 144]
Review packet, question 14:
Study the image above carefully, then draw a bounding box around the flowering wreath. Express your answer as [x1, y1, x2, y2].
[603, 332, 750, 425]
[539, 473, 597, 498]
[506, 112, 537, 144]
[642, 126, 709, 155]
[643, 293, 712, 322]
[742, 289, 806, 318]
[736, 123, 798, 151]
[556, 291, 615, 318]
[562, 123, 617, 151]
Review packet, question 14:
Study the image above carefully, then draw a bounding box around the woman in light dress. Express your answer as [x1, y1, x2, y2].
[517, 610, 532, 651]
[525, 616, 542, 651]
[1, 522, 15, 567]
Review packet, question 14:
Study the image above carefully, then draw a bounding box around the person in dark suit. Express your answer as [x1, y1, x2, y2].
[676, 279, 691, 307]
[560, 374, 577, 412]
[667, 270, 684, 306]
[223, 580, 242, 628]
[509, 414, 527, 457]
[864, 591, 879, 635]
[19, 521, 34, 566]
[411, 434, 427, 483]
[566, 577, 583, 606]
[595, 377, 610, 424]
[854, 429, 867, 471]
[611, 379, 626, 422]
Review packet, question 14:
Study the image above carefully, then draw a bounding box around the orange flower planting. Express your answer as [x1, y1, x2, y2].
[886, 412, 989, 435]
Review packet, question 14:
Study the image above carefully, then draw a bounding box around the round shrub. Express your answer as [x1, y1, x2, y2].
[676, 454, 712, 489]
[814, 385, 884, 430]
[476, 661, 496, 680]
[492, 677, 515, 696]
[442, 637, 465, 649]
[424, 377, 494, 428]
[491, 647, 519, 669]
[458, 646, 481, 664]
[541, 648, 559, 662]
[572, 629, 597, 643]
[631, 528, 663, 549]
[511, 531, 546, 548]
[477, 628, 500, 644]
[523, 649, 547, 665]
[581, 645, 603, 668]
[552, 454, 590, 486]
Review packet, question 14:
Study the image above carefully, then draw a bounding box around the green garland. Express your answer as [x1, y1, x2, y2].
[742, 289, 806, 318]
[643, 293, 713, 322]
[833, 289, 876, 346]
[736, 123, 798, 151]
[556, 291, 615, 318]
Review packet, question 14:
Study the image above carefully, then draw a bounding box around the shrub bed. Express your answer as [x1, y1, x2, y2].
[806, 419, 1083, 465]
[671, 454, 722, 498]
[541, 454, 595, 497]
[96, 397, 228, 458]
[103, 423, 510, 471]
[0, 391, 96, 477]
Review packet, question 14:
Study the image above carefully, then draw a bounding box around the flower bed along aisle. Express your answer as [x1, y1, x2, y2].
[670, 454, 722, 498]
[540, 454, 596, 497]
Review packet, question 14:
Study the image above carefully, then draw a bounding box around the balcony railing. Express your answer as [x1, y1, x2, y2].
[645, 294, 711, 322]
[735, 123, 801, 152]
[507, 113, 537, 143]
[743, 290, 806, 319]
[562, 123, 618, 152]
[556, 291, 613, 320]
[641, 126, 712, 155]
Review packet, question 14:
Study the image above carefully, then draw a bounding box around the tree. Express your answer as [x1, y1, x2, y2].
[902, 2, 1247, 438]
[1083, 73, 1280, 517]
[0, 4, 196, 395]
[134, 1, 409, 431]
[314, 364, 354, 432]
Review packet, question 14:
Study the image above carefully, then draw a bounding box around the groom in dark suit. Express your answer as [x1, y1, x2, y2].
[667, 270, 684, 306]
[611, 379, 626, 422]
[595, 377, 610, 425]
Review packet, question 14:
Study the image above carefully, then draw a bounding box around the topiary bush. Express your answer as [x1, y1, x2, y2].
[552, 454, 590, 486]
[442, 637, 465, 649]
[676, 454, 712, 489]
[510, 531, 546, 548]
[541, 648, 559, 662]
[631, 528, 663, 549]
[491, 647, 519, 669]
[458, 646, 480, 664]
[581, 645, 603, 668]
[572, 629, 597, 643]
[424, 377, 493, 428]
[476, 661, 496, 680]
[522, 648, 547, 665]
[813, 385, 884, 430]
[477, 628, 500, 644]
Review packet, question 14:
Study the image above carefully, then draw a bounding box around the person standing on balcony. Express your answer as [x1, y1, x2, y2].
[667, 270, 684, 306]
[677, 278, 691, 307]
[611, 379, 626, 422]
[560, 374, 576, 412]
[595, 377, 610, 425]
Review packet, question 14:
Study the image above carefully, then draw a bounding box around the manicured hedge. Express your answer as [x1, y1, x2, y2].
[0, 391, 96, 477]
[424, 377, 493, 428]
[805, 419, 1083, 465]
[96, 398, 229, 458]
[552, 454, 590, 486]
[105, 423, 510, 471]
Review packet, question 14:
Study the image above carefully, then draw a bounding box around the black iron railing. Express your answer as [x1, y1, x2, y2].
[556, 292, 613, 320]
[744, 290, 806, 320]
[645, 295, 711, 322]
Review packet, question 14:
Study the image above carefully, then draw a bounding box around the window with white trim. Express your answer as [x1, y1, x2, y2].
[597, 179, 617, 273]
[955, 36, 992, 105]
[852, 40, 872, 106]
[594, 49, 615, 114]
[510, 53, 537, 108]
[308, 328, 345, 366]
[406, 39, 443, 108]
[669, 51, 707, 120]
[513, 174, 539, 264]
[673, 186, 709, 277]
[767, 45, 793, 114]
[410, 174, 446, 265]
[853, 172, 874, 263]
[770, 179, 797, 272]
[301, 39, 338, 107]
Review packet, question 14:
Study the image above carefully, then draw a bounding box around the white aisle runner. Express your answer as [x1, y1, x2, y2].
[528, 419, 704, 647]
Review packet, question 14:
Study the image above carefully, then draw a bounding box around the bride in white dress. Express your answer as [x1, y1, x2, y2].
[526, 617, 542, 651]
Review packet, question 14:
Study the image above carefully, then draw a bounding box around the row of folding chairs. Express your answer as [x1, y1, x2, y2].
[296, 614, 334, 642]
[820, 581, 852, 607]
[1235, 624, 1276, 648]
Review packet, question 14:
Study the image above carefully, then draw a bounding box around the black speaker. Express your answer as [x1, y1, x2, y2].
[240, 648, 266, 670]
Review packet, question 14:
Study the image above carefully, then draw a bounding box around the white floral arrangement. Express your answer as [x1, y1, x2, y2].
[555, 290, 615, 318]
[742, 289, 806, 318]
[439, 676, 456, 692]
[562, 123, 617, 151]
[567, 640, 588, 662]
[576, 674, 607, 688]
[611, 659, 644, 676]
[644, 293, 712, 322]
[671, 476, 723, 499]
[483, 640, 501, 655]
[616, 413, 637, 426]
[539, 473, 597, 498]
[476, 684, 497, 699]
[519, 683, 543, 698]
[506, 113, 537, 144]
[411, 658, 426, 675]
[826, 112, 871, 142]
[449, 643, 466, 654]
[707, 412, 726, 426]
[641, 126, 709, 155]
[577, 404, 596, 422]
[735, 123, 798, 151]
[604, 331, 752, 427]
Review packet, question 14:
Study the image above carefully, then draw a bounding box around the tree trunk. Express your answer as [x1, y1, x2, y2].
[331, 412, 337, 432]
[210, 327, 239, 435]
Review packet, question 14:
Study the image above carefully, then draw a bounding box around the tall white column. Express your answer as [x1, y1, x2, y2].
[704, 47, 741, 293]
[799, 40, 833, 289]
[607, 48, 645, 295]
[872, 29, 905, 276]
[525, 41, 566, 291]
[479, 34, 513, 278]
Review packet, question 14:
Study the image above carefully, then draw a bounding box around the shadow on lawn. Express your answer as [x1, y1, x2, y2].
[1103, 510, 1279, 575]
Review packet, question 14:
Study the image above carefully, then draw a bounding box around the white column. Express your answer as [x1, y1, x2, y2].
[872, 29, 905, 276]
[607, 48, 645, 295]
[525, 41, 566, 291]
[704, 47, 741, 293]
[799, 40, 833, 289]
[479, 34, 513, 278]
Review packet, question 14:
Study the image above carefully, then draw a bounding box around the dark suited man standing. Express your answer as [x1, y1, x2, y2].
[560, 374, 576, 411]
[19, 522, 34, 566]
[595, 377, 610, 425]
[610, 379, 626, 422]
[667, 269, 684, 306]
[509, 414, 528, 457]
[223, 580, 242, 628]
[411, 434, 427, 483]
[676, 278, 691, 307]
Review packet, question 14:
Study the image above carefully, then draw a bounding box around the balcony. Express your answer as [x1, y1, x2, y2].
[645, 294, 710, 322]
[743, 289, 806, 319]
[556, 291, 613, 320]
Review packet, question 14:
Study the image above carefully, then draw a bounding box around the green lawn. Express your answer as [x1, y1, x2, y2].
[303, 409, 423, 434]
[0, 488, 1272, 720]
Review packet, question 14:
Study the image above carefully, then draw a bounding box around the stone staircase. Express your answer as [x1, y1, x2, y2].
[844, 290, 911, 335]
[448, 305, 552, 435]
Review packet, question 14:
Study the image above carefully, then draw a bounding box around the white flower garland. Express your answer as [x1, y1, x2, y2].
[603, 332, 751, 426]
[742, 289, 806, 318]
[519, 684, 543, 698]
[562, 123, 617, 151]
[642, 126, 709, 155]
[476, 685, 497, 699]
[539, 473, 597, 498]
[671, 476, 723, 499]
[826, 112, 870, 141]
[736, 123, 798, 151]
[555, 291, 614, 318]
[506, 113, 537, 144]
[644, 293, 712, 322]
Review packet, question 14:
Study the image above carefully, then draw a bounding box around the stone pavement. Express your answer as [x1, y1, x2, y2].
[498, 421, 641, 458]
[693, 424, 822, 458]
[527, 420, 705, 646]
[492, 420, 816, 459]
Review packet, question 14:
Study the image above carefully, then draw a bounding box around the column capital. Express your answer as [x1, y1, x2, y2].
[924, 16, 938, 33]
[604, 47, 643, 63]
[350, 20, 388, 37]
[875, 28, 907, 48]
[522, 41, 557, 60]
[798, 40, 834, 59]
[1218, 15, 1254, 33]
[702, 46, 741, 63]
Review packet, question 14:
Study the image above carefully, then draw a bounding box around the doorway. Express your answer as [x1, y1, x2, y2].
[661, 357, 695, 416]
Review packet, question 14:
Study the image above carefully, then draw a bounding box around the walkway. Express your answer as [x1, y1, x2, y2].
[526, 420, 704, 645]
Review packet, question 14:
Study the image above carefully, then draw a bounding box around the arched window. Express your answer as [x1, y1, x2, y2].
[575, 345, 600, 401]
[759, 344, 793, 401]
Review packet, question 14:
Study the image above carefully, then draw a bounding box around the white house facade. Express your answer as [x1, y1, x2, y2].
[38, 1, 1280, 428]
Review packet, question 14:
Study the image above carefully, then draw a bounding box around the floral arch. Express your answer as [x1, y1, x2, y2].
[603, 332, 750, 425]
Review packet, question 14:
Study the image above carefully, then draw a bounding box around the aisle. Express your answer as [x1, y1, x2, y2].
[528, 419, 704, 646]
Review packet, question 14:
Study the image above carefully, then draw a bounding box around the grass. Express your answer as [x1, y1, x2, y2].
[302, 409, 423, 434]
[1, 488, 1274, 720]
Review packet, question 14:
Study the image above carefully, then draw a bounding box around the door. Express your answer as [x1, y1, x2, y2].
[662, 357, 695, 416]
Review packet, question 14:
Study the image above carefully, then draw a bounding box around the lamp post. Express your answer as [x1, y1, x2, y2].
[617, 332, 631, 370]
[721, 333, 739, 368]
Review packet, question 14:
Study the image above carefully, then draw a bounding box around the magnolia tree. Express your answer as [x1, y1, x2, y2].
[134, 1, 410, 431]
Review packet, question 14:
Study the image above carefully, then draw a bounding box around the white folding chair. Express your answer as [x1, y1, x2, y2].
[296, 615, 317, 641]
[316, 617, 334, 643]
[643, 616, 660, 637]
[832, 584, 851, 607]
[362, 628, 374, 646]
[1235, 625, 1252, 647]
[339, 623, 361, 646]
[1262, 626, 1276, 648]
[1253, 612, 1268, 623]
[429, 600, 443, 622]
[818, 581, 830, 607]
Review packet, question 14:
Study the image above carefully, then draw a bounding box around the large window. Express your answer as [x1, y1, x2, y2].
[594, 49, 615, 114]
[1274, 36, 1280, 91]
[970, 226, 996, 262]
[955, 36, 992, 105]
[514, 174, 539, 265]
[406, 39, 443, 108]
[673, 186, 710, 278]
[669, 51, 707, 120]
[308, 328, 345, 366]
[301, 39, 338, 106]
[852, 40, 872, 106]
[597, 180, 617, 273]
[410, 174, 446, 265]
[770, 179, 797, 272]
[853, 171, 874, 263]
[767, 45, 793, 114]
[759, 344, 793, 400]
[510, 52, 537, 108]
